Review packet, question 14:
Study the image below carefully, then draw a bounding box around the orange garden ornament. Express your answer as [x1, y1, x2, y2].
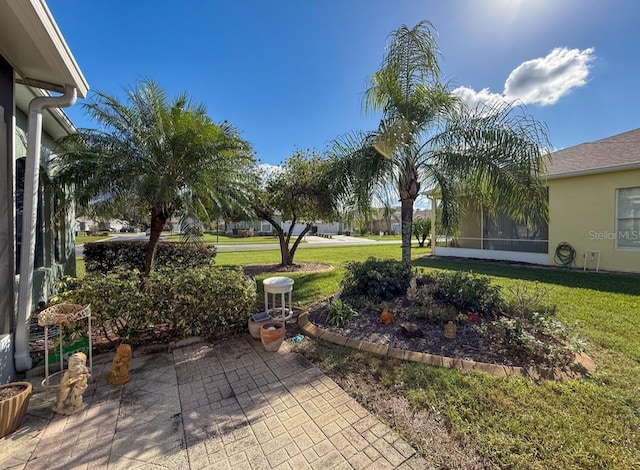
[379, 308, 394, 324]
[109, 344, 132, 386]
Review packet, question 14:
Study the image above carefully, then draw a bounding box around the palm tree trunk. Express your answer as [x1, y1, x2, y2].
[400, 197, 414, 263]
[144, 206, 168, 276]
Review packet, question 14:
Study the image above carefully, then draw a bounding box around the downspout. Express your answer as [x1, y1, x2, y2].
[14, 85, 77, 372]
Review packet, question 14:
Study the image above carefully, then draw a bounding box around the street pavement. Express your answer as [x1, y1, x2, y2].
[75, 234, 412, 257]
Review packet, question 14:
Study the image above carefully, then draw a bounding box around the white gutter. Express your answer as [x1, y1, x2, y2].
[14, 84, 77, 372]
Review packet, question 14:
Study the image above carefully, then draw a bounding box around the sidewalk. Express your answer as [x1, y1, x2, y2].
[0, 336, 430, 469]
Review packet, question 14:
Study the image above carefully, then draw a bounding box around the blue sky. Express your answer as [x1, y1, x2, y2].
[50, 0, 640, 170]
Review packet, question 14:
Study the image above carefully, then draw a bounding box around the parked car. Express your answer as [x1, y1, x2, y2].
[120, 226, 136, 233]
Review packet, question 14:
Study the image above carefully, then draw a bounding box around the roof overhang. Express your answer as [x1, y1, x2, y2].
[0, 0, 89, 98]
[423, 162, 640, 198]
[545, 162, 640, 181]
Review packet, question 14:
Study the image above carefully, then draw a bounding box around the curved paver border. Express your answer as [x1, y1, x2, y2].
[297, 311, 596, 381]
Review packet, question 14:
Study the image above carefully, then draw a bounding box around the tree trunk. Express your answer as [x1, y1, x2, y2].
[398, 161, 420, 263]
[400, 198, 415, 263]
[144, 206, 168, 276]
[278, 234, 293, 266]
[254, 207, 297, 266]
[287, 224, 312, 264]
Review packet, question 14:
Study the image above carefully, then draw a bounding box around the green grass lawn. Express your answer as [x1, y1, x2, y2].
[216, 244, 430, 306]
[362, 234, 403, 240]
[164, 233, 305, 244]
[75, 234, 111, 244]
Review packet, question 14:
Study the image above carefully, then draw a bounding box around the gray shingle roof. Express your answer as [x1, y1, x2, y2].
[546, 128, 640, 177]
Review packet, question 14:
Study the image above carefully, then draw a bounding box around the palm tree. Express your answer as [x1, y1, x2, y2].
[54, 79, 256, 275]
[331, 21, 549, 262]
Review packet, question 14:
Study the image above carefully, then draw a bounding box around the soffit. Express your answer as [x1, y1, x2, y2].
[0, 0, 88, 98]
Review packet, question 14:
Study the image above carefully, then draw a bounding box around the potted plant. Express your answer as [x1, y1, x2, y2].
[260, 322, 285, 351]
[0, 381, 32, 438]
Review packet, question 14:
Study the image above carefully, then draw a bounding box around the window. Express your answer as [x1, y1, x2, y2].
[483, 210, 549, 254]
[260, 221, 272, 233]
[15, 157, 45, 273]
[616, 187, 640, 249]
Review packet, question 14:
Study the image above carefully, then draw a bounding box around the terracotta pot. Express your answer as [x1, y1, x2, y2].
[260, 322, 285, 352]
[0, 381, 32, 438]
[248, 317, 270, 339]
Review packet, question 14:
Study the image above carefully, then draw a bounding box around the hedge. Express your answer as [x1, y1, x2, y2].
[54, 266, 256, 344]
[83, 241, 217, 273]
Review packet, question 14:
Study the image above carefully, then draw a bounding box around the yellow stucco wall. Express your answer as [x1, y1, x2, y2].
[548, 169, 640, 272]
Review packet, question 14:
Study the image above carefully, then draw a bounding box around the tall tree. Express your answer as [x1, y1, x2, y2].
[254, 150, 338, 266]
[54, 79, 256, 275]
[331, 21, 549, 262]
[412, 216, 431, 247]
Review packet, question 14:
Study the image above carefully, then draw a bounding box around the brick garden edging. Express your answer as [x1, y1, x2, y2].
[297, 311, 596, 381]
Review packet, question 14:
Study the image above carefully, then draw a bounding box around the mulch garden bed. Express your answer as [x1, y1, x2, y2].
[308, 298, 528, 367]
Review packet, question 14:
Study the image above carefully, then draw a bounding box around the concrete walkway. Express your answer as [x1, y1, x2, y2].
[1, 337, 429, 469]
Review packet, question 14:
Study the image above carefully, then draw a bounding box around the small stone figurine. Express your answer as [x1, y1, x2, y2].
[108, 344, 132, 386]
[53, 352, 90, 415]
[444, 321, 457, 339]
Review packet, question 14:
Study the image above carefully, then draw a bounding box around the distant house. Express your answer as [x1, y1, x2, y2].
[226, 218, 342, 236]
[1, 0, 89, 382]
[227, 219, 277, 236]
[431, 128, 640, 273]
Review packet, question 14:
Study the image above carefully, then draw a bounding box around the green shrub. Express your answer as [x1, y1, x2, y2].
[52, 270, 146, 345]
[503, 282, 557, 318]
[326, 299, 357, 327]
[84, 241, 216, 273]
[53, 266, 255, 345]
[145, 266, 256, 337]
[341, 258, 412, 302]
[429, 271, 503, 317]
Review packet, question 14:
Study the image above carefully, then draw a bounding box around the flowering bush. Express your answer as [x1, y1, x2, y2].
[478, 311, 583, 367]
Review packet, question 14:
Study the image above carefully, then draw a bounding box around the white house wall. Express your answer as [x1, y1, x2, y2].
[280, 221, 340, 236]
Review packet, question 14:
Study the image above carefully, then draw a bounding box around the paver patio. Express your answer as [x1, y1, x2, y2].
[0, 336, 430, 469]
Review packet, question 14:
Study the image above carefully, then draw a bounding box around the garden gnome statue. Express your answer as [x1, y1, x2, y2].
[109, 344, 132, 386]
[53, 352, 90, 415]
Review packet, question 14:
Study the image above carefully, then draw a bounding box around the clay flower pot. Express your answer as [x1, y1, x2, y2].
[260, 322, 285, 352]
[248, 312, 271, 339]
[0, 381, 32, 438]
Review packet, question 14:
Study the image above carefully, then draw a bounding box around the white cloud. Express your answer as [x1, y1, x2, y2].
[452, 86, 508, 111]
[258, 163, 282, 179]
[453, 47, 595, 109]
[505, 47, 595, 105]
